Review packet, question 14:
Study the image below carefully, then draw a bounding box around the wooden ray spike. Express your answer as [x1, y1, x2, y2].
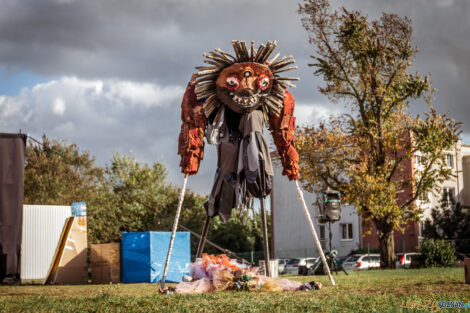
[239, 41, 249, 62]
[271, 88, 287, 99]
[215, 48, 236, 61]
[241, 41, 249, 62]
[194, 73, 219, 85]
[267, 53, 280, 65]
[261, 102, 270, 121]
[197, 90, 216, 101]
[264, 99, 283, 114]
[194, 82, 215, 93]
[273, 65, 298, 74]
[270, 58, 296, 70]
[275, 77, 300, 81]
[259, 42, 276, 64]
[269, 55, 288, 66]
[235, 41, 243, 62]
[277, 81, 297, 89]
[255, 44, 266, 62]
[264, 101, 282, 115]
[231, 40, 241, 61]
[196, 68, 220, 76]
[203, 95, 220, 117]
[272, 83, 287, 93]
[203, 59, 227, 67]
[250, 40, 255, 61]
[211, 50, 235, 64]
[209, 51, 229, 62]
[195, 66, 219, 71]
[203, 53, 232, 65]
[266, 94, 284, 107]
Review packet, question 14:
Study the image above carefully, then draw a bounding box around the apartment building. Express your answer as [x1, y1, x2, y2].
[271, 158, 361, 259]
[271, 142, 470, 257]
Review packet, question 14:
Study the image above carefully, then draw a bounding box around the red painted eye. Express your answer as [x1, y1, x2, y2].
[258, 76, 270, 91]
[225, 76, 239, 90]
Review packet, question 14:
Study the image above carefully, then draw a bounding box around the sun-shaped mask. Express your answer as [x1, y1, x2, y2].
[194, 40, 299, 116]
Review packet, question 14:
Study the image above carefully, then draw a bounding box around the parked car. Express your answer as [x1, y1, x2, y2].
[277, 258, 290, 274]
[283, 258, 318, 275]
[395, 252, 419, 268]
[342, 254, 381, 271]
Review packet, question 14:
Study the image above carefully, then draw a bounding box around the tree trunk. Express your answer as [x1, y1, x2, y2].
[377, 226, 396, 269]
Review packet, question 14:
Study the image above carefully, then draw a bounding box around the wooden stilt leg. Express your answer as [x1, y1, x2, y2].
[196, 215, 211, 259]
[260, 197, 271, 277]
[160, 174, 188, 292]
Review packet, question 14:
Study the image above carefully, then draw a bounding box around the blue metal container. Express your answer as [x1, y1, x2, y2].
[121, 231, 190, 283]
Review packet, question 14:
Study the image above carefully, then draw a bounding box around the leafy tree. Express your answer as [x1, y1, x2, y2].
[423, 199, 470, 255]
[24, 137, 265, 254]
[297, 0, 461, 268]
[87, 153, 172, 243]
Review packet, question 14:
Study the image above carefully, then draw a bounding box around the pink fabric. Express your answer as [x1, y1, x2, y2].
[175, 278, 215, 294]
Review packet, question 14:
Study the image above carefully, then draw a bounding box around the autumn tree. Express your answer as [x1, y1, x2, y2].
[297, 0, 461, 268]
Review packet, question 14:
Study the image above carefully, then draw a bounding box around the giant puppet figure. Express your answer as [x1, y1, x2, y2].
[176, 40, 299, 276]
[160, 41, 334, 290]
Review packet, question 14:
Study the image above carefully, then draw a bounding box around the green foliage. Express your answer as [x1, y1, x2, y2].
[423, 200, 470, 254]
[296, 0, 461, 268]
[209, 216, 257, 254]
[88, 153, 174, 243]
[24, 136, 265, 254]
[24, 135, 104, 205]
[417, 239, 455, 267]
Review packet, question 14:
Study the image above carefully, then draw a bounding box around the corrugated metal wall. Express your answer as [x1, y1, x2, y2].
[21, 205, 71, 283]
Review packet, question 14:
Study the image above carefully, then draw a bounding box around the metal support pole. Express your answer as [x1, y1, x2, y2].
[328, 221, 332, 252]
[260, 197, 271, 277]
[196, 215, 211, 259]
[295, 180, 335, 286]
[328, 221, 335, 274]
[160, 174, 188, 291]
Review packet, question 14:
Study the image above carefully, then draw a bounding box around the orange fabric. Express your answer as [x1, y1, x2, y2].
[201, 253, 239, 271]
[268, 89, 300, 180]
[178, 81, 207, 175]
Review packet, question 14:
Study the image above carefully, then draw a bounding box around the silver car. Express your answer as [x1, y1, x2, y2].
[277, 258, 290, 274]
[282, 257, 318, 275]
[342, 254, 381, 271]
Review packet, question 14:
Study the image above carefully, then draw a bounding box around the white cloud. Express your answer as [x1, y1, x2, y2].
[295, 102, 343, 126]
[53, 97, 66, 116]
[0, 76, 190, 187]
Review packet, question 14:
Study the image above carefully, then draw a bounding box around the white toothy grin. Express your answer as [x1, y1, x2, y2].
[229, 91, 260, 107]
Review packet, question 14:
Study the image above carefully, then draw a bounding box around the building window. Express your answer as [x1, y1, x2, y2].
[340, 223, 353, 240]
[319, 224, 326, 240]
[446, 154, 454, 169]
[418, 222, 425, 238]
[442, 187, 455, 207]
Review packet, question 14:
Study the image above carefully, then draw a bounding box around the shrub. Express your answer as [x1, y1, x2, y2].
[418, 239, 455, 267]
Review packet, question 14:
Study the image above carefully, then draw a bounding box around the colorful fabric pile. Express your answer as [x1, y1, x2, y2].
[174, 254, 321, 294]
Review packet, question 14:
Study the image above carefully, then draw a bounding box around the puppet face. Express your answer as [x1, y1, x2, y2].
[216, 62, 274, 114]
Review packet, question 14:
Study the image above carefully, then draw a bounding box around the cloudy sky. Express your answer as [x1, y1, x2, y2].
[0, 0, 469, 194]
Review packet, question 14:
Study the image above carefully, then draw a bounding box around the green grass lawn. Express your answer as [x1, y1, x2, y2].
[1, 267, 468, 312]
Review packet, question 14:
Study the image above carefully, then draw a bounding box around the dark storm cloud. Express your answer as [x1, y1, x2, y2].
[0, 0, 317, 99]
[1, 0, 469, 192]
